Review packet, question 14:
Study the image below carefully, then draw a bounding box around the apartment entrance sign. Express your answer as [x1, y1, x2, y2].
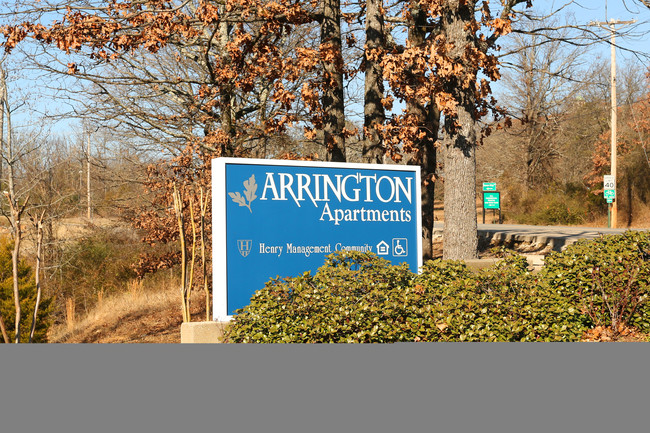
[212, 158, 422, 319]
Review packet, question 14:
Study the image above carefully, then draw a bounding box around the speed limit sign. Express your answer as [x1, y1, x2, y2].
[603, 175, 615, 191]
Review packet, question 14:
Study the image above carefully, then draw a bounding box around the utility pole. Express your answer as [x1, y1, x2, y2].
[87, 130, 92, 220]
[589, 19, 636, 228]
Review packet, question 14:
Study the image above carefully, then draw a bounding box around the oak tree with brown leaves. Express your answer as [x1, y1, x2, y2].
[1, 0, 533, 264]
[380, 0, 531, 259]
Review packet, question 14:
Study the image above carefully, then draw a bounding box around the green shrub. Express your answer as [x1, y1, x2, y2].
[541, 231, 650, 334]
[225, 251, 587, 343]
[0, 238, 53, 343]
[414, 254, 585, 342]
[225, 251, 418, 343]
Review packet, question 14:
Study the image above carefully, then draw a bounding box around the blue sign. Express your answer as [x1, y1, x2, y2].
[213, 158, 422, 319]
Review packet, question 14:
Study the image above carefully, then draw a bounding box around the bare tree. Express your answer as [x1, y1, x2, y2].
[0, 59, 31, 343]
[0, 53, 69, 342]
[499, 15, 590, 189]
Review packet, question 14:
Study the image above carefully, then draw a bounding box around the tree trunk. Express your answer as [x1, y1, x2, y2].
[172, 185, 190, 323]
[321, 0, 346, 162]
[219, 16, 235, 156]
[29, 211, 45, 343]
[86, 132, 92, 219]
[0, 69, 3, 186]
[362, 0, 385, 164]
[11, 209, 22, 343]
[2, 72, 27, 342]
[407, 1, 440, 261]
[8, 176, 27, 343]
[220, 83, 235, 156]
[0, 314, 8, 343]
[442, 0, 478, 260]
[443, 113, 478, 260]
[0, 66, 7, 344]
[525, 121, 550, 190]
[418, 107, 439, 261]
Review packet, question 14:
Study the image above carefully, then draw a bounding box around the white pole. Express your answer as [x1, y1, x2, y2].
[610, 20, 617, 228]
[87, 131, 92, 220]
[588, 19, 636, 228]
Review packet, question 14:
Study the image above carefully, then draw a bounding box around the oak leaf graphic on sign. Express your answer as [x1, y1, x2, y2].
[229, 174, 257, 212]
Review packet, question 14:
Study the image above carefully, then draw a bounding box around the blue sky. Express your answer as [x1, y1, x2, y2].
[549, 0, 650, 60]
[2, 1, 649, 137]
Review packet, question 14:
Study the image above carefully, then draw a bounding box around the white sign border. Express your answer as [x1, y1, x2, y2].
[212, 157, 423, 321]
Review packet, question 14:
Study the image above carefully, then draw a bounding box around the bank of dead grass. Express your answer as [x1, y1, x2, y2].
[48, 281, 207, 344]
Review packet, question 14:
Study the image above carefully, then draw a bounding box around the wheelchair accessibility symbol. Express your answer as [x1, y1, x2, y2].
[392, 238, 408, 257]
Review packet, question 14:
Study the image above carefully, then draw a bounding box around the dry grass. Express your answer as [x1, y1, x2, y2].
[48, 279, 207, 344]
[627, 201, 650, 228]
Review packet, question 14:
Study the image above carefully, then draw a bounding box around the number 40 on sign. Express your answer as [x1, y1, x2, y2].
[603, 175, 615, 203]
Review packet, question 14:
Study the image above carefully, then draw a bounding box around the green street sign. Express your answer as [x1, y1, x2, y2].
[606, 198, 614, 203]
[604, 189, 615, 199]
[483, 191, 500, 209]
[483, 182, 497, 191]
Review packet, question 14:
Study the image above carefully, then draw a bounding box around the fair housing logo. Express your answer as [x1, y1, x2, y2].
[232, 171, 414, 226]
